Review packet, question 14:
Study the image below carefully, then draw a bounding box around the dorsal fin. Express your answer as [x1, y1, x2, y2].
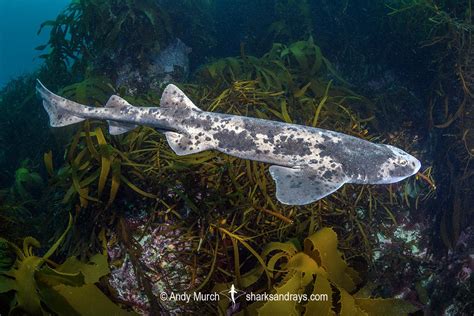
[105, 95, 132, 109]
[160, 84, 202, 111]
[104, 95, 137, 135]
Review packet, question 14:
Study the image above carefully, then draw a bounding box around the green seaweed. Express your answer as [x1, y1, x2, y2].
[216, 228, 419, 316]
[11, 162, 44, 200]
[0, 214, 136, 315]
[36, 0, 214, 79]
[0, 0, 453, 312]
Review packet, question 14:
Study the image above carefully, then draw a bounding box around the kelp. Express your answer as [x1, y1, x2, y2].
[388, 0, 474, 249]
[11, 163, 44, 201]
[0, 215, 136, 315]
[212, 0, 313, 57]
[37, 76, 162, 210]
[37, 0, 214, 78]
[47, 124, 156, 209]
[0, 162, 47, 239]
[196, 38, 365, 128]
[1, 0, 442, 309]
[37, 0, 172, 76]
[34, 39, 433, 307]
[60, 77, 116, 106]
[0, 74, 55, 187]
[215, 228, 418, 315]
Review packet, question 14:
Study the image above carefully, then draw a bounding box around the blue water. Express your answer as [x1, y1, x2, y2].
[0, 0, 70, 87]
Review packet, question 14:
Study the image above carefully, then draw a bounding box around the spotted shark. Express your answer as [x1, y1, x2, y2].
[36, 80, 421, 205]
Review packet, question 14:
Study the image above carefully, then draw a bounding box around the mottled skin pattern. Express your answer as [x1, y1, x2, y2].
[36, 80, 421, 205]
[158, 85, 420, 186]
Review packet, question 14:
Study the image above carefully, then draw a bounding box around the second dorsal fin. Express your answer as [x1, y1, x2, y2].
[104, 95, 137, 135]
[105, 95, 132, 109]
[160, 84, 202, 111]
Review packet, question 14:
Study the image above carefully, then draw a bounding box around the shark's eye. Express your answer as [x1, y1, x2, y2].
[399, 159, 408, 166]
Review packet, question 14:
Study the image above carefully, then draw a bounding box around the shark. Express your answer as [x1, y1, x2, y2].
[36, 80, 421, 205]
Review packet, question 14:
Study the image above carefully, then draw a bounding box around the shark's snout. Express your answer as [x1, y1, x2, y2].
[411, 155, 421, 175]
[372, 144, 421, 184]
[387, 145, 421, 178]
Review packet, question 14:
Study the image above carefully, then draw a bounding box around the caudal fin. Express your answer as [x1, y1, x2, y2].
[36, 80, 85, 127]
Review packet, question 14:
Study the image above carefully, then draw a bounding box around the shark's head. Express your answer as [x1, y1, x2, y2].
[372, 144, 421, 184]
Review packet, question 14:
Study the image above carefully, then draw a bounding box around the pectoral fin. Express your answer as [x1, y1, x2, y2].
[269, 165, 348, 205]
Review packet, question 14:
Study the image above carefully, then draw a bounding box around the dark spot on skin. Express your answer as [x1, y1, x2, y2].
[289, 181, 302, 189]
[323, 170, 335, 180]
[205, 137, 211, 141]
[189, 117, 213, 131]
[173, 106, 191, 119]
[242, 118, 284, 142]
[213, 129, 258, 152]
[273, 137, 312, 156]
[317, 135, 401, 183]
[195, 136, 199, 140]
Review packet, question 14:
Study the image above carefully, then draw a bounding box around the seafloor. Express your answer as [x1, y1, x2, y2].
[0, 1, 472, 315]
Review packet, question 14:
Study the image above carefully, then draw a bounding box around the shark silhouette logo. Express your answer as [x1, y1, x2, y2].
[219, 284, 245, 305]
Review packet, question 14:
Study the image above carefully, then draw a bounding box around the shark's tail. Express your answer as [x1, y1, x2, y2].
[36, 79, 85, 127]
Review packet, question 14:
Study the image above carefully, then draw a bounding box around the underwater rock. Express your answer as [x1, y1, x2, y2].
[116, 38, 191, 95]
[149, 38, 192, 88]
[107, 210, 201, 314]
[425, 225, 474, 314]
